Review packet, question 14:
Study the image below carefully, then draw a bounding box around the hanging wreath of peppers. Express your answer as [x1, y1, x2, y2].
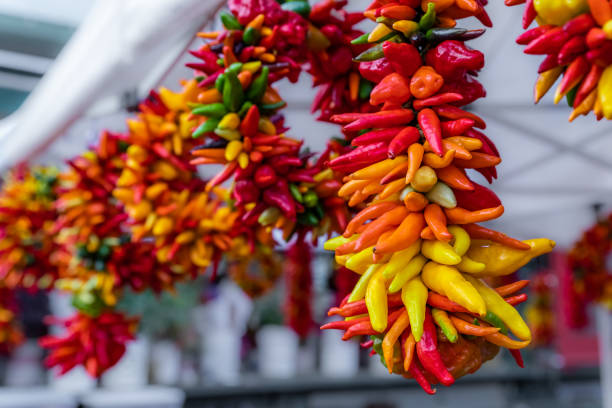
[566, 213, 612, 327]
[319, 0, 556, 393]
[506, 0, 612, 120]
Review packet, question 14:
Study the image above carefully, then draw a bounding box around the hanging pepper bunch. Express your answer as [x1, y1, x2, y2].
[0, 166, 59, 291]
[284, 232, 313, 338]
[40, 312, 137, 377]
[320, 0, 556, 393]
[526, 271, 555, 346]
[112, 83, 242, 278]
[0, 286, 24, 354]
[227, 236, 281, 297]
[187, 1, 351, 241]
[506, 0, 612, 120]
[567, 214, 612, 315]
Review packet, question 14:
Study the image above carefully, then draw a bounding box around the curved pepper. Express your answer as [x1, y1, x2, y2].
[465, 238, 556, 276]
[422, 240, 462, 265]
[366, 269, 388, 332]
[401, 276, 429, 341]
[416, 309, 455, 386]
[421, 262, 486, 315]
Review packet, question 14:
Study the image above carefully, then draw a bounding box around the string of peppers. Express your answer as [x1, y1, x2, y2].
[506, 0, 612, 120]
[318, 0, 556, 393]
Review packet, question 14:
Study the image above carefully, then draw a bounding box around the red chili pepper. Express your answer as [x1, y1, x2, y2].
[434, 105, 486, 129]
[328, 293, 403, 317]
[417, 109, 444, 156]
[522, 0, 536, 28]
[425, 40, 485, 80]
[462, 223, 530, 250]
[359, 58, 395, 83]
[557, 36, 586, 65]
[509, 349, 524, 368]
[453, 182, 501, 211]
[351, 127, 404, 146]
[574, 64, 602, 107]
[240, 105, 260, 138]
[505, 293, 528, 305]
[524, 27, 569, 54]
[409, 360, 436, 395]
[563, 13, 595, 36]
[320, 316, 369, 331]
[233, 180, 260, 205]
[343, 110, 415, 132]
[427, 292, 470, 313]
[328, 142, 388, 169]
[254, 164, 277, 188]
[557, 56, 589, 95]
[441, 118, 475, 137]
[416, 309, 455, 386]
[586, 27, 607, 49]
[413, 92, 464, 110]
[263, 185, 296, 219]
[206, 162, 238, 192]
[538, 53, 560, 73]
[382, 41, 422, 78]
[388, 126, 420, 158]
[516, 25, 554, 45]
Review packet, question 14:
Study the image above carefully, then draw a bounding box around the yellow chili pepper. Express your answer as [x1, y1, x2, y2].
[225, 140, 243, 161]
[410, 166, 437, 192]
[421, 240, 462, 265]
[389, 255, 427, 293]
[464, 275, 531, 341]
[534, 67, 563, 103]
[598, 65, 612, 120]
[392, 20, 420, 35]
[432, 308, 458, 343]
[218, 113, 241, 130]
[324, 234, 358, 251]
[382, 240, 421, 279]
[421, 262, 486, 316]
[350, 157, 407, 180]
[366, 269, 388, 332]
[465, 238, 556, 277]
[348, 264, 379, 302]
[368, 23, 393, 42]
[401, 276, 428, 341]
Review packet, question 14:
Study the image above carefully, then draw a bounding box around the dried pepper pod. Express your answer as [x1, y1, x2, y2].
[506, 0, 612, 120]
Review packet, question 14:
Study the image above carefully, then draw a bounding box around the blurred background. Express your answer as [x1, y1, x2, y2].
[0, 0, 610, 407]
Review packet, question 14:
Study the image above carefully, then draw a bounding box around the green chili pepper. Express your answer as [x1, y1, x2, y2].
[289, 184, 304, 203]
[258, 207, 281, 226]
[194, 75, 205, 82]
[303, 191, 318, 207]
[222, 70, 244, 112]
[260, 101, 286, 111]
[354, 43, 385, 62]
[280, 0, 311, 16]
[193, 118, 220, 138]
[425, 27, 468, 42]
[227, 62, 243, 75]
[238, 101, 254, 117]
[246, 66, 269, 103]
[220, 11, 242, 30]
[419, 3, 436, 31]
[243, 26, 259, 45]
[483, 311, 508, 335]
[215, 74, 226, 93]
[351, 33, 370, 45]
[217, 58, 225, 67]
[313, 202, 325, 220]
[192, 103, 228, 118]
[566, 84, 579, 107]
[359, 79, 374, 100]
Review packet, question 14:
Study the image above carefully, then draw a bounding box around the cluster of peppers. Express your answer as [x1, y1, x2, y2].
[525, 271, 555, 346]
[566, 212, 612, 326]
[0, 286, 23, 355]
[319, 0, 556, 393]
[0, 166, 59, 291]
[506, 0, 612, 120]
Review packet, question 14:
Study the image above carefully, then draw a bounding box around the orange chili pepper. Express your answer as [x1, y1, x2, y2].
[337, 206, 408, 255]
[423, 150, 455, 168]
[381, 4, 417, 19]
[410, 66, 444, 99]
[495, 280, 530, 297]
[454, 152, 501, 169]
[444, 205, 504, 224]
[382, 310, 410, 373]
[349, 72, 360, 102]
[192, 149, 226, 159]
[380, 178, 407, 199]
[197, 89, 222, 104]
[422, 0, 454, 12]
[238, 70, 253, 89]
[455, 0, 480, 13]
[374, 212, 426, 254]
[444, 136, 483, 151]
[420, 226, 436, 240]
[348, 189, 368, 207]
[462, 223, 530, 250]
[402, 332, 416, 372]
[344, 201, 399, 237]
[424, 204, 452, 242]
[449, 315, 500, 336]
[339, 179, 370, 197]
[588, 0, 612, 25]
[436, 165, 475, 191]
[406, 144, 425, 183]
[443, 140, 471, 160]
[437, 16, 457, 27]
[380, 161, 409, 185]
[485, 332, 531, 349]
[403, 191, 429, 211]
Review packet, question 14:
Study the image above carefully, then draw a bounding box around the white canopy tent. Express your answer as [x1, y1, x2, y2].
[0, 0, 611, 247]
